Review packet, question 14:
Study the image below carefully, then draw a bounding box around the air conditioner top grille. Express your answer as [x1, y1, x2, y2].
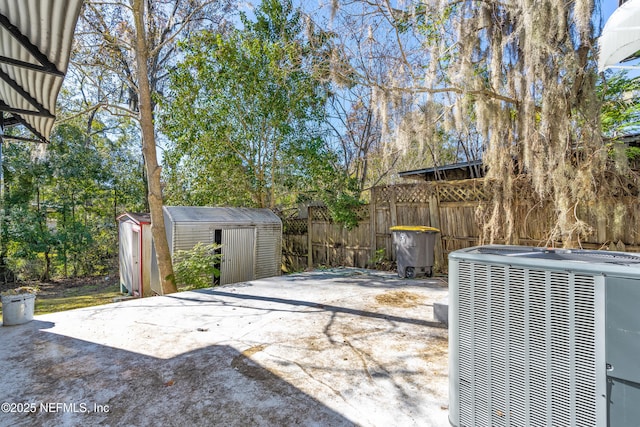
[458, 245, 640, 268]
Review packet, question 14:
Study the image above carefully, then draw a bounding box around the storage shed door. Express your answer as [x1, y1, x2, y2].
[220, 228, 255, 285]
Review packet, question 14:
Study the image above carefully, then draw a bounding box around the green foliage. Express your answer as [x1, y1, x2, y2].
[599, 72, 640, 137]
[325, 193, 363, 230]
[160, 0, 352, 211]
[367, 248, 393, 271]
[0, 115, 147, 281]
[284, 133, 364, 227]
[172, 242, 222, 290]
[626, 146, 640, 161]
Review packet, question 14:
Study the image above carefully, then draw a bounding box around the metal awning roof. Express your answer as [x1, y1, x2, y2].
[599, 0, 640, 72]
[0, 0, 83, 142]
[398, 159, 484, 181]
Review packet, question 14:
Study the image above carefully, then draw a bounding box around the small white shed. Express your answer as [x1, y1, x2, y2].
[117, 213, 155, 297]
[119, 206, 282, 296]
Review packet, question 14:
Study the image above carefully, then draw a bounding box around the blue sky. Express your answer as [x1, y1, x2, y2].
[602, 1, 618, 21]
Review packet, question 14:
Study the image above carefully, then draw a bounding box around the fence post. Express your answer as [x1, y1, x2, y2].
[389, 186, 398, 227]
[429, 190, 445, 273]
[307, 205, 313, 269]
[369, 188, 377, 261]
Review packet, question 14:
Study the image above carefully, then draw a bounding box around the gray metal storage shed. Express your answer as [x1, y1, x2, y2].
[149, 206, 282, 294]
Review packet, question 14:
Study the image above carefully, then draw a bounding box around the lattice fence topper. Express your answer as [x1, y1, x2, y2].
[309, 204, 370, 222]
[310, 206, 332, 222]
[395, 184, 434, 204]
[372, 179, 488, 204]
[353, 204, 370, 220]
[373, 186, 392, 204]
[437, 179, 488, 202]
[282, 218, 307, 235]
[272, 207, 299, 219]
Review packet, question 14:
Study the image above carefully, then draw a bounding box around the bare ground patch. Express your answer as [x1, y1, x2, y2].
[374, 290, 423, 308]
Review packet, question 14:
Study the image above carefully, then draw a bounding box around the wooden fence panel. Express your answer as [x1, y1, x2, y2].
[301, 206, 374, 269]
[282, 234, 307, 272]
[576, 197, 640, 250]
[620, 198, 640, 247]
[344, 219, 371, 267]
[280, 215, 307, 272]
[279, 178, 640, 274]
[439, 202, 481, 254]
[374, 205, 392, 259]
[513, 199, 554, 245]
[396, 204, 432, 226]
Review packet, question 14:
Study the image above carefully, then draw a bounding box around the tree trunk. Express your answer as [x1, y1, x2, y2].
[132, 0, 177, 295]
[41, 251, 51, 282]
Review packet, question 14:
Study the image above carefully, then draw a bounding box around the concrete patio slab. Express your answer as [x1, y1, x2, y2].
[0, 268, 449, 426]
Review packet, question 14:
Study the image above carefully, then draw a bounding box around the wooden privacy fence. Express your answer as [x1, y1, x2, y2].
[280, 204, 372, 272]
[279, 178, 640, 273]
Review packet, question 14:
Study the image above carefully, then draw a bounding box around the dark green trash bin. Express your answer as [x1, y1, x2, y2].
[390, 226, 440, 278]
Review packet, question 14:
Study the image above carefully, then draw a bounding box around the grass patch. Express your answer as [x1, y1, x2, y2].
[35, 285, 122, 315]
[1, 279, 122, 323]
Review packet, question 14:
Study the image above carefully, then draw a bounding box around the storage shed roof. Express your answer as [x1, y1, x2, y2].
[163, 206, 281, 225]
[0, 0, 83, 142]
[117, 212, 151, 224]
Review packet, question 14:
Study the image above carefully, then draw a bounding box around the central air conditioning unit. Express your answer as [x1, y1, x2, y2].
[448, 245, 640, 427]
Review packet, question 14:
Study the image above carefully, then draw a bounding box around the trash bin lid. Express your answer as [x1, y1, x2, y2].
[390, 225, 440, 233]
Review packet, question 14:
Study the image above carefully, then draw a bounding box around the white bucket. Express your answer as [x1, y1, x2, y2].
[1, 293, 35, 326]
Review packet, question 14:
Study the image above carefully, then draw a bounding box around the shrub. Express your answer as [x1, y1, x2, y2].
[173, 242, 222, 290]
